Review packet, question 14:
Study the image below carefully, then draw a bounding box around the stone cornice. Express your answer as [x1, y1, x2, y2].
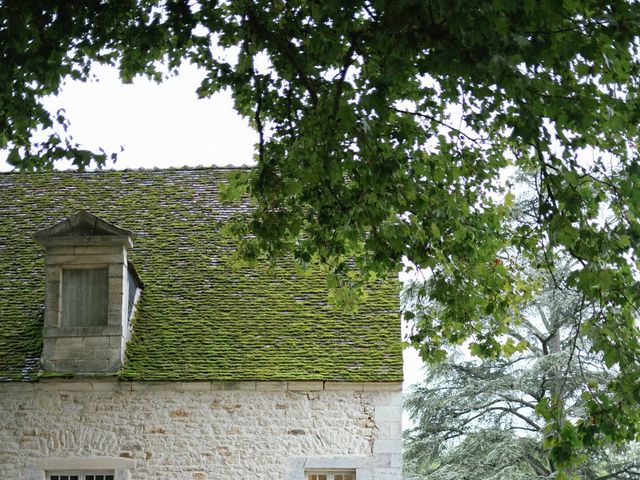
[0, 380, 403, 393]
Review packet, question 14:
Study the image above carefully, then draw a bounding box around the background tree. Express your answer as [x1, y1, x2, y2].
[2, 1, 640, 468]
[404, 263, 640, 479]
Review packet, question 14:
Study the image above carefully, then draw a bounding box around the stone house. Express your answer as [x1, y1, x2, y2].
[0, 168, 403, 480]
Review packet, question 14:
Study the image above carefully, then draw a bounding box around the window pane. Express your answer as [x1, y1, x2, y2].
[47, 472, 115, 480]
[62, 268, 108, 326]
[306, 471, 356, 480]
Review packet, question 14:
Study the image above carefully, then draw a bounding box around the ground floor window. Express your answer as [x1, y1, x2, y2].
[47, 472, 114, 480]
[306, 471, 355, 480]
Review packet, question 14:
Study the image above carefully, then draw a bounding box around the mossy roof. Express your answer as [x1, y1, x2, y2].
[0, 168, 402, 382]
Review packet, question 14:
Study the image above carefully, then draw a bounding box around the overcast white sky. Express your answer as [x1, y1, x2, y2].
[0, 64, 424, 405]
[0, 64, 256, 171]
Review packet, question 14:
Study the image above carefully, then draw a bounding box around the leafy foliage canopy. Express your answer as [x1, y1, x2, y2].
[2, 1, 640, 469]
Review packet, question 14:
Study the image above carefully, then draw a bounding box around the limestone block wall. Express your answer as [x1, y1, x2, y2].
[0, 381, 402, 480]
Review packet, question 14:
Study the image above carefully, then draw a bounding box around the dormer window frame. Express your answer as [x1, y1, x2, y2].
[36, 211, 142, 374]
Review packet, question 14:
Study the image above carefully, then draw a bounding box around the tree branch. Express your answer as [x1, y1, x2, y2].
[244, 7, 318, 103]
[595, 465, 640, 480]
[485, 405, 542, 431]
[524, 451, 551, 477]
[391, 106, 485, 145]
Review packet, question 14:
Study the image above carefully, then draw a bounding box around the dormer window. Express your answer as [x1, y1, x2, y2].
[36, 211, 142, 374]
[61, 268, 109, 327]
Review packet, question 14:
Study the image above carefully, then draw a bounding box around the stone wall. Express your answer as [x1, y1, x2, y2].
[0, 381, 402, 480]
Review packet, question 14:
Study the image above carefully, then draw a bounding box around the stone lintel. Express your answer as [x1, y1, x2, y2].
[33, 456, 136, 470]
[46, 254, 124, 266]
[74, 245, 125, 255]
[39, 235, 133, 249]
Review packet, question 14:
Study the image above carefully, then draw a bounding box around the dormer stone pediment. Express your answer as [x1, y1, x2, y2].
[36, 210, 134, 248]
[36, 212, 141, 374]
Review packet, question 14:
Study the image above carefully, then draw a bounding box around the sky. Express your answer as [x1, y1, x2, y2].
[0, 64, 425, 411]
[0, 64, 256, 172]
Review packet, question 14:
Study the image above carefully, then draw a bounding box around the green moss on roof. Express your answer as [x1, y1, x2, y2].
[0, 168, 402, 382]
